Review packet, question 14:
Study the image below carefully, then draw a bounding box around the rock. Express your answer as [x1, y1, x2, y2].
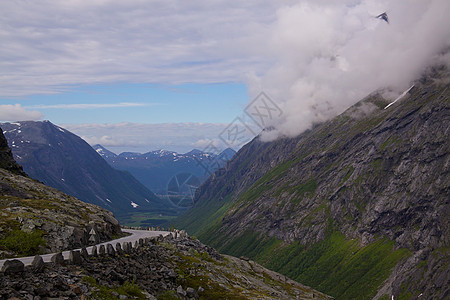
[122, 242, 130, 253]
[69, 250, 82, 265]
[138, 238, 144, 247]
[1, 259, 24, 274]
[106, 244, 115, 256]
[51, 253, 65, 265]
[81, 247, 89, 259]
[198, 286, 205, 293]
[70, 284, 82, 295]
[99, 245, 106, 255]
[31, 255, 45, 272]
[177, 285, 186, 296]
[186, 287, 198, 298]
[116, 243, 123, 254]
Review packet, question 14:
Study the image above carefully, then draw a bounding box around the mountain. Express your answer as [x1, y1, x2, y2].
[0, 128, 121, 258]
[93, 144, 117, 160]
[173, 67, 450, 299]
[93, 145, 236, 202]
[1, 121, 177, 219]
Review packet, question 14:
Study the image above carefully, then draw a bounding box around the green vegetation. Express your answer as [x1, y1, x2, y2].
[0, 229, 46, 257]
[118, 211, 179, 228]
[82, 276, 146, 299]
[171, 250, 248, 300]
[212, 230, 410, 300]
[172, 194, 233, 237]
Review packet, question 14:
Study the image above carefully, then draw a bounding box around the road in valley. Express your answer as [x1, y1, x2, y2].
[0, 229, 169, 268]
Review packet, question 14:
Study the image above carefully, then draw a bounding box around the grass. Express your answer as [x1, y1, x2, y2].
[0, 229, 46, 257]
[118, 211, 179, 228]
[82, 276, 146, 299]
[214, 230, 410, 300]
[169, 250, 248, 300]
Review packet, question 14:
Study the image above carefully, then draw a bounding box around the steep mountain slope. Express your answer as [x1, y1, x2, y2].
[0, 129, 121, 258]
[174, 68, 450, 299]
[1, 121, 177, 218]
[94, 144, 236, 197]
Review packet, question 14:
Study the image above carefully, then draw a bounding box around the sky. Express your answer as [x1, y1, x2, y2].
[1, 0, 449, 153]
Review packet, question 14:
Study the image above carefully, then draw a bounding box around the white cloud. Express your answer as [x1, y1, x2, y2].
[62, 122, 238, 153]
[247, 0, 450, 141]
[0, 104, 43, 121]
[0, 0, 293, 98]
[27, 102, 154, 109]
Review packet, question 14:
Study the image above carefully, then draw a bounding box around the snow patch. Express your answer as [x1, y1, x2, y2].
[385, 85, 415, 109]
[131, 201, 139, 208]
[145, 198, 150, 203]
[106, 198, 112, 203]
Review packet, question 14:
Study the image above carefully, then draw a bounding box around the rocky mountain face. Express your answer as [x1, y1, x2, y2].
[0, 129, 26, 176]
[94, 144, 236, 199]
[0, 129, 122, 258]
[1, 121, 177, 218]
[0, 233, 332, 299]
[174, 67, 450, 299]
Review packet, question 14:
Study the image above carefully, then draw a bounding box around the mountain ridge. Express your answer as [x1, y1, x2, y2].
[1, 121, 177, 218]
[174, 67, 450, 299]
[93, 144, 236, 198]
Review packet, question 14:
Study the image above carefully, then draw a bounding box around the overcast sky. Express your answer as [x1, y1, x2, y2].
[1, 0, 449, 153]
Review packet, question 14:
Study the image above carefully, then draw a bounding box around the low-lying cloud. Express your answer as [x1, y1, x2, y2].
[63, 122, 235, 154]
[0, 104, 43, 122]
[248, 0, 450, 141]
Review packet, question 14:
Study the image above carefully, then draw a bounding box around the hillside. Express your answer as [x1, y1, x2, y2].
[0, 129, 122, 258]
[174, 67, 450, 299]
[93, 144, 235, 199]
[0, 233, 332, 299]
[1, 121, 178, 219]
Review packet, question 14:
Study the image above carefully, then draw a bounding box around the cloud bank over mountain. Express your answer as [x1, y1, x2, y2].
[249, 0, 450, 141]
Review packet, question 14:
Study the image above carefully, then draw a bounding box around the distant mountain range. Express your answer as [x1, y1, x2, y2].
[1, 121, 178, 219]
[92, 145, 236, 204]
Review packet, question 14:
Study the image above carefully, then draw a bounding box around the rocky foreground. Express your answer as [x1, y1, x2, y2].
[0, 233, 332, 300]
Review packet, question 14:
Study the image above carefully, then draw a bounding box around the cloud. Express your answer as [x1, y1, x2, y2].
[0, 104, 43, 121]
[247, 0, 450, 141]
[0, 0, 294, 98]
[27, 102, 154, 109]
[62, 122, 236, 154]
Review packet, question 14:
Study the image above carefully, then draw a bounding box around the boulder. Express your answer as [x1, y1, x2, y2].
[51, 253, 65, 265]
[186, 287, 198, 298]
[99, 245, 106, 255]
[81, 247, 89, 259]
[31, 255, 45, 272]
[69, 250, 82, 265]
[177, 285, 186, 296]
[107, 244, 116, 256]
[1, 259, 24, 274]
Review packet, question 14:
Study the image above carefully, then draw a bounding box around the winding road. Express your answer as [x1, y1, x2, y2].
[0, 229, 169, 269]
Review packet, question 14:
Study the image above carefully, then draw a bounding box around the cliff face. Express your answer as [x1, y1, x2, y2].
[0, 129, 26, 176]
[0, 129, 121, 258]
[174, 67, 450, 299]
